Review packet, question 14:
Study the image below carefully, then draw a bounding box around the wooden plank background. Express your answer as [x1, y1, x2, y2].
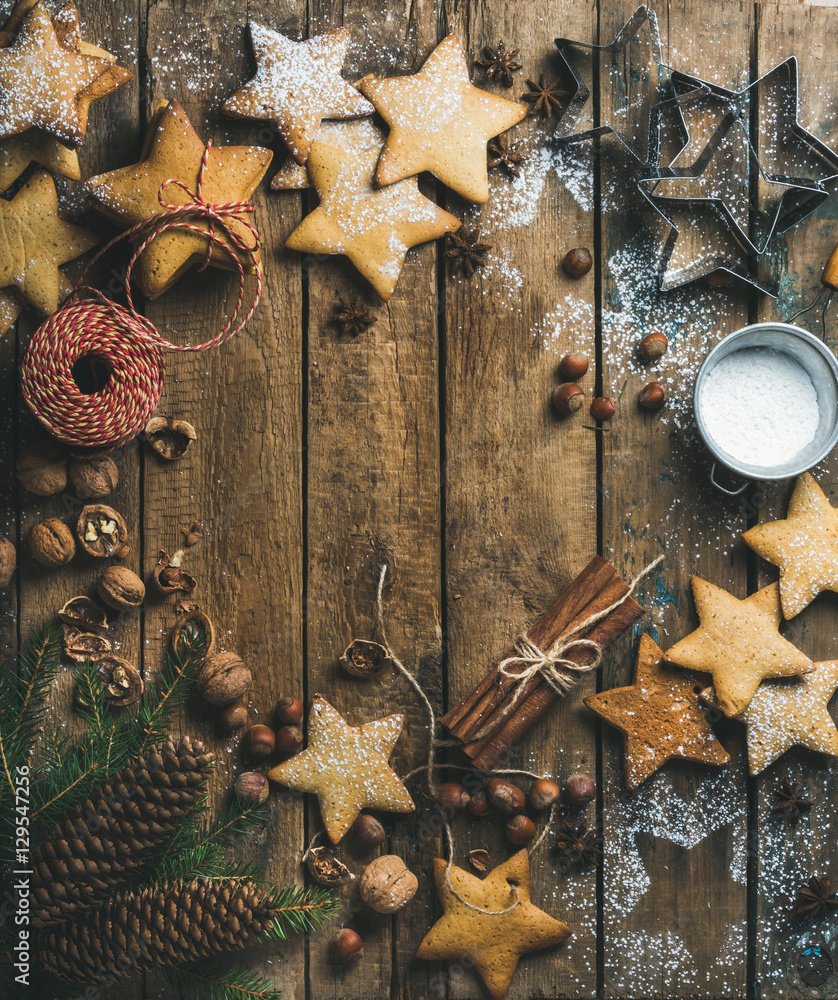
[2, 1, 838, 998]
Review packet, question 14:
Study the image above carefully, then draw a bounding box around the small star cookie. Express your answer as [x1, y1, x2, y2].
[285, 135, 460, 301]
[663, 579, 811, 718]
[266, 694, 414, 844]
[223, 24, 373, 166]
[743, 473, 838, 619]
[358, 35, 527, 204]
[700, 661, 838, 774]
[416, 849, 571, 1000]
[585, 634, 730, 788]
[87, 99, 272, 299]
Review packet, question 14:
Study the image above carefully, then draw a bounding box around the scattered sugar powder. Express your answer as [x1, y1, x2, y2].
[698, 348, 819, 468]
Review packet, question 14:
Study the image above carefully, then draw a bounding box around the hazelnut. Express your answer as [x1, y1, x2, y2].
[97, 654, 144, 706]
[559, 353, 590, 381]
[243, 724, 275, 759]
[352, 813, 386, 850]
[359, 855, 418, 913]
[169, 608, 216, 659]
[552, 383, 584, 415]
[434, 781, 471, 811]
[529, 777, 561, 811]
[98, 566, 145, 611]
[467, 787, 491, 816]
[68, 456, 119, 499]
[197, 651, 252, 706]
[0, 538, 16, 588]
[307, 846, 354, 887]
[28, 519, 75, 567]
[562, 247, 593, 278]
[637, 332, 669, 362]
[564, 772, 596, 808]
[76, 504, 129, 559]
[219, 701, 249, 733]
[63, 631, 112, 663]
[183, 521, 203, 547]
[505, 814, 537, 847]
[331, 928, 364, 963]
[144, 416, 197, 460]
[152, 550, 197, 596]
[275, 724, 304, 755]
[16, 441, 67, 496]
[487, 777, 525, 814]
[638, 381, 667, 411]
[276, 695, 304, 726]
[58, 595, 108, 632]
[590, 396, 615, 421]
[234, 770, 269, 805]
[339, 638, 391, 679]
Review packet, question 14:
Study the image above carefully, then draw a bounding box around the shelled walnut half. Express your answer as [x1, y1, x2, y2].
[77, 505, 129, 559]
[97, 655, 144, 706]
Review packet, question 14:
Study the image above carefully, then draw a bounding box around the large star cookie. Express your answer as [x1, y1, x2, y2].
[271, 117, 383, 191]
[585, 634, 730, 788]
[285, 136, 460, 300]
[663, 579, 811, 718]
[743, 473, 838, 620]
[266, 694, 414, 843]
[87, 99, 272, 299]
[223, 24, 372, 166]
[416, 850, 571, 1000]
[358, 35, 526, 204]
[0, 1, 111, 146]
[700, 661, 838, 774]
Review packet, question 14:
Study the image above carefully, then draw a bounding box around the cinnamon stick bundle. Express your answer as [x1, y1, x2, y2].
[441, 556, 644, 772]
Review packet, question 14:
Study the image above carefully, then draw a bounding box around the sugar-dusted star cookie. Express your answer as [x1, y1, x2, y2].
[0, 1, 111, 146]
[663, 579, 811, 718]
[266, 694, 414, 843]
[285, 136, 460, 301]
[223, 23, 372, 166]
[743, 473, 838, 620]
[585, 634, 730, 789]
[271, 117, 383, 190]
[358, 35, 527, 204]
[700, 661, 838, 774]
[416, 849, 571, 1000]
[87, 99, 272, 299]
[0, 130, 79, 188]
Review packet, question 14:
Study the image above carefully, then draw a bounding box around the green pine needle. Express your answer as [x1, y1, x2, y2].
[263, 885, 340, 940]
[73, 658, 114, 736]
[134, 642, 206, 754]
[162, 961, 282, 1000]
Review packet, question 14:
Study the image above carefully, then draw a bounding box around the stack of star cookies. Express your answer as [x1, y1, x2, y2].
[223, 26, 526, 300]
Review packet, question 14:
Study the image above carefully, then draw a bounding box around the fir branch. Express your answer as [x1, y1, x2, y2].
[134, 643, 206, 754]
[162, 961, 282, 1000]
[263, 885, 339, 940]
[204, 796, 269, 848]
[73, 659, 113, 737]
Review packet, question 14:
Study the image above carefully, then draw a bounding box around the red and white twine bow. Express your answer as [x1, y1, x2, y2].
[19, 140, 263, 454]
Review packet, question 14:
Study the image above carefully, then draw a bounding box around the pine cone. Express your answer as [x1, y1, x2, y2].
[32, 736, 213, 926]
[41, 879, 275, 982]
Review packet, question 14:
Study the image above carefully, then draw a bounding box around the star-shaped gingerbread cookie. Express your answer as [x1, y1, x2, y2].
[285, 136, 460, 300]
[223, 23, 372, 166]
[416, 849, 571, 1000]
[266, 694, 414, 843]
[743, 473, 838, 620]
[585, 634, 730, 788]
[700, 661, 838, 774]
[271, 117, 383, 191]
[358, 35, 527, 204]
[87, 99, 272, 299]
[663, 579, 811, 718]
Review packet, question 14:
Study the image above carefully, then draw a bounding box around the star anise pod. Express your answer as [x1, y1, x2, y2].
[331, 298, 376, 337]
[772, 778, 812, 825]
[522, 75, 571, 120]
[794, 876, 838, 920]
[555, 819, 603, 873]
[475, 41, 522, 87]
[488, 133, 524, 179]
[446, 230, 492, 278]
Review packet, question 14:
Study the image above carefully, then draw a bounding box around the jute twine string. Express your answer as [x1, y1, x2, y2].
[19, 140, 262, 454]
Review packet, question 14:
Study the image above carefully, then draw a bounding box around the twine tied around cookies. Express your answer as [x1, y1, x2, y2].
[20, 139, 263, 454]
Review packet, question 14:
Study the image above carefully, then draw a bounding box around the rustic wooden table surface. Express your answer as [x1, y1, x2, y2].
[3, 1, 838, 998]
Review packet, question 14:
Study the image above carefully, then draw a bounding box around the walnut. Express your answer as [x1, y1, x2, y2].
[152, 550, 197, 596]
[145, 417, 197, 460]
[28, 519, 75, 567]
[76, 504, 129, 559]
[169, 607, 216, 659]
[97, 566, 145, 611]
[0, 538, 16, 588]
[58, 596, 108, 632]
[359, 855, 418, 913]
[97, 654, 143, 706]
[16, 441, 67, 496]
[64, 632, 112, 663]
[306, 846, 354, 886]
[468, 849, 490, 873]
[68, 456, 119, 499]
[197, 651, 252, 706]
[339, 639, 392, 679]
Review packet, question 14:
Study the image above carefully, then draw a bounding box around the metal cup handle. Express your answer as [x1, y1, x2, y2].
[710, 462, 749, 496]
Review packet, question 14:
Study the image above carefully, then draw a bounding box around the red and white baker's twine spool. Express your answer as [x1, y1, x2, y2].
[20, 140, 263, 454]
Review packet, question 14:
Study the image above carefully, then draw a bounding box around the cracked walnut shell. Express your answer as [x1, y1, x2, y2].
[340, 639, 392, 679]
[306, 846, 354, 887]
[58, 596, 108, 632]
[145, 417, 197, 460]
[64, 632, 112, 663]
[169, 607, 215, 660]
[28, 519, 75, 567]
[77, 505, 129, 559]
[97, 654, 144, 706]
[152, 550, 197, 596]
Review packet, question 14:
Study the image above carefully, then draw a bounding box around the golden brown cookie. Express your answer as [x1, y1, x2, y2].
[663, 579, 811, 718]
[0, 130, 79, 188]
[743, 473, 838, 620]
[271, 117, 383, 190]
[416, 849, 571, 1000]
[266, 694, 414, 844]
[223, 23, 373, 166]
[0, 288, 23, 335]
[285, 136, 460, 300]
[585, 634, 730, 788]
[700, 661, 838, 774]
[87, 99, 272, 299]
[358, 35, 526, 204]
